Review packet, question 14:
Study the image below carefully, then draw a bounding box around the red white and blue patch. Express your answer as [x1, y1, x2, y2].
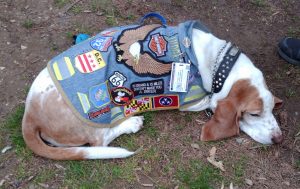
[149, 33, 168, 57]
[90, 36, 113, 52]
[152, 95, 179, 109]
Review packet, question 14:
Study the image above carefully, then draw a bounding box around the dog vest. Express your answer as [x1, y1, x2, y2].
[47, 20, 210, 127]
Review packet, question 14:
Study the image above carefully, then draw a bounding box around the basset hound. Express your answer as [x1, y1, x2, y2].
[22, 21, 283, 160]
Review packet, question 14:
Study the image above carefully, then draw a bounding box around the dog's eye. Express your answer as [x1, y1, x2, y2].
[250, 113, 260, 117]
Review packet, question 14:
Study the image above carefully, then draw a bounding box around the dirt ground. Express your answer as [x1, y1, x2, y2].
[0, 0, 300, 188]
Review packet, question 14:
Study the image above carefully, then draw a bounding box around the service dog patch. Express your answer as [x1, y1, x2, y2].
[131, 79, 164, 96]
[111, 87, 134, 106]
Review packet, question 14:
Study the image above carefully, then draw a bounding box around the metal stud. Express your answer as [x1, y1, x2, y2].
[219, 78, 221, 81]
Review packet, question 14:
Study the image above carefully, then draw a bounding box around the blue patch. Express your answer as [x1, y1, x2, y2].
[90, 36, 113, 52]
[89, 82, 111, 108]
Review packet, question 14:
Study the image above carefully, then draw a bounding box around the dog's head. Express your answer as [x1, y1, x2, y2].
[201, 79, 283, 144]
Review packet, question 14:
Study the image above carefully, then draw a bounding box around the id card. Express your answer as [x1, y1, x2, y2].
[169, 62, 190, 92]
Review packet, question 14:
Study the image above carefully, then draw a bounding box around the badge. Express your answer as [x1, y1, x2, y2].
[77, 92, 91, 113]
[88, 105, 110, 120]
[131, 79, 164, 96]
[89, 82, 111, 108]
[149, 33, 168, 57]
[52, 57, 75, 80]
[109, 71, 127, 87]
[75, 50, 106, 73]
[124, 97, 152, 116]
[111, 87, 134, 106]
[182, 37, 191, 48]
[90, 36, 113, 52]
[152, 95, 179, 109]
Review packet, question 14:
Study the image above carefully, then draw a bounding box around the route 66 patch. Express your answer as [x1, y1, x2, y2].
[109, 71, 127, 87]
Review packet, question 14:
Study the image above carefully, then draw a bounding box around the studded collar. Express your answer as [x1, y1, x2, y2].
[211, 44, 241, 94]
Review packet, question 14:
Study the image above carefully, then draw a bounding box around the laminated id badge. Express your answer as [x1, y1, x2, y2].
[169, 62, 190, 92]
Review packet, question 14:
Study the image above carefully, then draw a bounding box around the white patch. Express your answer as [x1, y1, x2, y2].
[129, 42, 141, 60]
[81, 146, 135, 159]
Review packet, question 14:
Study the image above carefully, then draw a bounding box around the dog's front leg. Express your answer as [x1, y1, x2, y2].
[103, 116, 144, 146]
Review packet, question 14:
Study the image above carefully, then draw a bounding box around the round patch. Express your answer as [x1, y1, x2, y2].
[111, 87, 134, 106]
[159, 96, 173, 106]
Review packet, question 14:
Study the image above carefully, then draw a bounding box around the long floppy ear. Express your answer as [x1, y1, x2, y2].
[273, 96, 283, 110]
[200, 99, 240, 141]
[201, 79, 262, 141]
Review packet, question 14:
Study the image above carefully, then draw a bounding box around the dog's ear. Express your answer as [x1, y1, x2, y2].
[273, 96, 283, 110]
[200, 99, 240, 141]
[200, 79, 262, 142]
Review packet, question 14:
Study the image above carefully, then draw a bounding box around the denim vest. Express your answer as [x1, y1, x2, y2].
[47, 21, 210, 127]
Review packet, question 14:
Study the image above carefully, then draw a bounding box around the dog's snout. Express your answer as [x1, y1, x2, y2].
[271, 133, 283, 144]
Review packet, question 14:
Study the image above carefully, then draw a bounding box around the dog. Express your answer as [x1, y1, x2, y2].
[22, 17, 283, 160]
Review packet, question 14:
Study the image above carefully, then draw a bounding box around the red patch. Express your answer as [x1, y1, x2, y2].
[152, 95, 179, 109]
[149, 33, 167, 57]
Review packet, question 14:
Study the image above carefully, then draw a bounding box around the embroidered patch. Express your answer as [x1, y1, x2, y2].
[101, 30, 117, 36]
[90, 36, 113, 52]
[89, 82, 111, 108]
[152, 95, 179, 109]
[131, 79, 164, 96]
[166, 35, 181, 59]
[75, 50, 106, 73]
[149, 33, 168, 57]
[183, 85, 206, 103]
[109, 71, 127, 87]
[124, 97, 152, 117]
[114, 24, 172, 76]
[111, 87, 134, 106]
[77, 92, 91, 113]
[88, 105, 110, 120]
[111, 107, 124, 123]
[52, 57, 75, 80]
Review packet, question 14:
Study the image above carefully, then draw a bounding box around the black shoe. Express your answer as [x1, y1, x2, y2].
[278, 37, 300, 66]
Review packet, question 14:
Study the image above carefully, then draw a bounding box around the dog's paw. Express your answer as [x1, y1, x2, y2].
[126, 116, 144, 134]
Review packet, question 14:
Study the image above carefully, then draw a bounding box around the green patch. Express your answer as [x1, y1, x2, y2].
[250, 0, 267, 7]
[232, 156, 248, 184]
[141, 112, 159, 138]
[71, 5, 82, 14]
[2, 105, 32, 157]
[177, 160, 222, 189]
[285, 88, 296, 98]
[54, 0, 70, 8]
[22, 19, 34, 29]
[295, 159, 300, 169]
[114, 134, 138, 151]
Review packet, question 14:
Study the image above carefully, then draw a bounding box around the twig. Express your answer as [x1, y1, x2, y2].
[64, 0, 82, 13]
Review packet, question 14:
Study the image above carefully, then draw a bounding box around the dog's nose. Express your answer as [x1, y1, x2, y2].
[271, 133, 283, 144]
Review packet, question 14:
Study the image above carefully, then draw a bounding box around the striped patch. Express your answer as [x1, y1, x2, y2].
[111, 107, 124, 123]
[184, 85, 206, 103]
[77, 92, 91, 113]
[52, 57, 75, 80]
[75, 50, 106, 73]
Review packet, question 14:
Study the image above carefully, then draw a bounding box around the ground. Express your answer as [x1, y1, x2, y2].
[0, 0, 300, 188]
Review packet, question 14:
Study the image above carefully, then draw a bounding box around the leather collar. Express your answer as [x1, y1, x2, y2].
[211, 44, 241, 93]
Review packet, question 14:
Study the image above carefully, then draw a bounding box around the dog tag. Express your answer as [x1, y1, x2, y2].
[169, 62, 190, 92]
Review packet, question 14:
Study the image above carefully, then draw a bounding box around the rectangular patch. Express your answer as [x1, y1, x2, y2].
[88, 105, 110, 120]
[131, 79, 164, 96]
[152, 95, 179, 109]
[124, 97, 152, 117]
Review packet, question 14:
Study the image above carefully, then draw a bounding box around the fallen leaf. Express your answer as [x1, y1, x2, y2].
[245, 178, 253, 186]
[191, 143, 200, 149]
[0, 179, 5, 187]
[207, 147, 225, 171]
[1, 146, 12, 153]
